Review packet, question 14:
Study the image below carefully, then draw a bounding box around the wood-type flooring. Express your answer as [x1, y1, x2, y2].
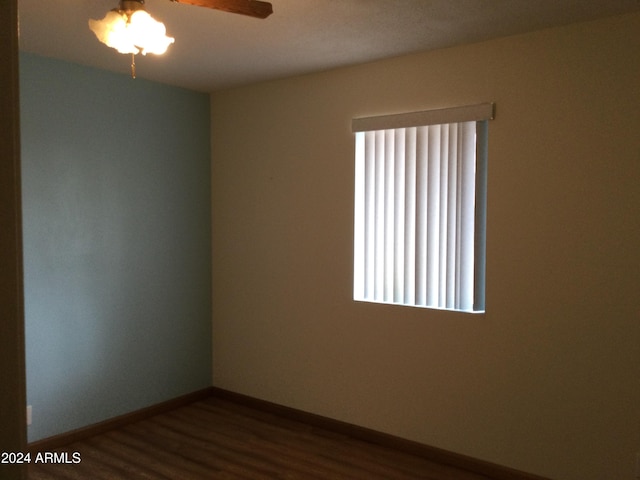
[28, 396, 494, 480]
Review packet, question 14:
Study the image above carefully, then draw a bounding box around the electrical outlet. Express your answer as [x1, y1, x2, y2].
[26, 405, 32, 426]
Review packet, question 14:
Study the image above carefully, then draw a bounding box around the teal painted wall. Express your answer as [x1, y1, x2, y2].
[20, 53, 212, 442]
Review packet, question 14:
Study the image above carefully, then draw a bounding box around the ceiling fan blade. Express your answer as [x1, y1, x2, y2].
[172, 0, 273, 19]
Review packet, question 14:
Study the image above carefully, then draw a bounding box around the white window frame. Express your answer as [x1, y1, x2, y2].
[352, 103, 494, 313]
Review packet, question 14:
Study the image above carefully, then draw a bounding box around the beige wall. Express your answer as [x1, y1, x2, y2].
[211, 13, 640, 480]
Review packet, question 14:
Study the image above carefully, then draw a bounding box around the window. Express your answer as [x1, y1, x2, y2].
[352, 103, 493, 313]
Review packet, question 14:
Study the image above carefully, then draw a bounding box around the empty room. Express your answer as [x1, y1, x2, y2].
[2, 1, 639, 479]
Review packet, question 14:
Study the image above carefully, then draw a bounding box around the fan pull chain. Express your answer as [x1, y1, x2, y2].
[131, 53, 136, 79]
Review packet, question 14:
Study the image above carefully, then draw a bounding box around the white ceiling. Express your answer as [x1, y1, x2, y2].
[18, 0, 640, 92]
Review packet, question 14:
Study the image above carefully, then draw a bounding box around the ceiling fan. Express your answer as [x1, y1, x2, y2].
[89, 0, 273, 77]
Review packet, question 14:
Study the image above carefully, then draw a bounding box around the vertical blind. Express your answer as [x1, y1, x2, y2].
[352, 103, 493, 312]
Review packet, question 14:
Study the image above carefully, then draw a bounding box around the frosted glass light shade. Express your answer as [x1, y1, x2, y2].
[89, 9, 175, 55]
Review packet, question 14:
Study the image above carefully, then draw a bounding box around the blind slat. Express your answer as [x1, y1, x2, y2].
[404, 128, 417, 305]
[393, 129, 405, 303]
[415, 126, 428, 306]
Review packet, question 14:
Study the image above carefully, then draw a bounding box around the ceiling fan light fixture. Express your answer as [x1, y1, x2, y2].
[89, 1, 175, 56]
